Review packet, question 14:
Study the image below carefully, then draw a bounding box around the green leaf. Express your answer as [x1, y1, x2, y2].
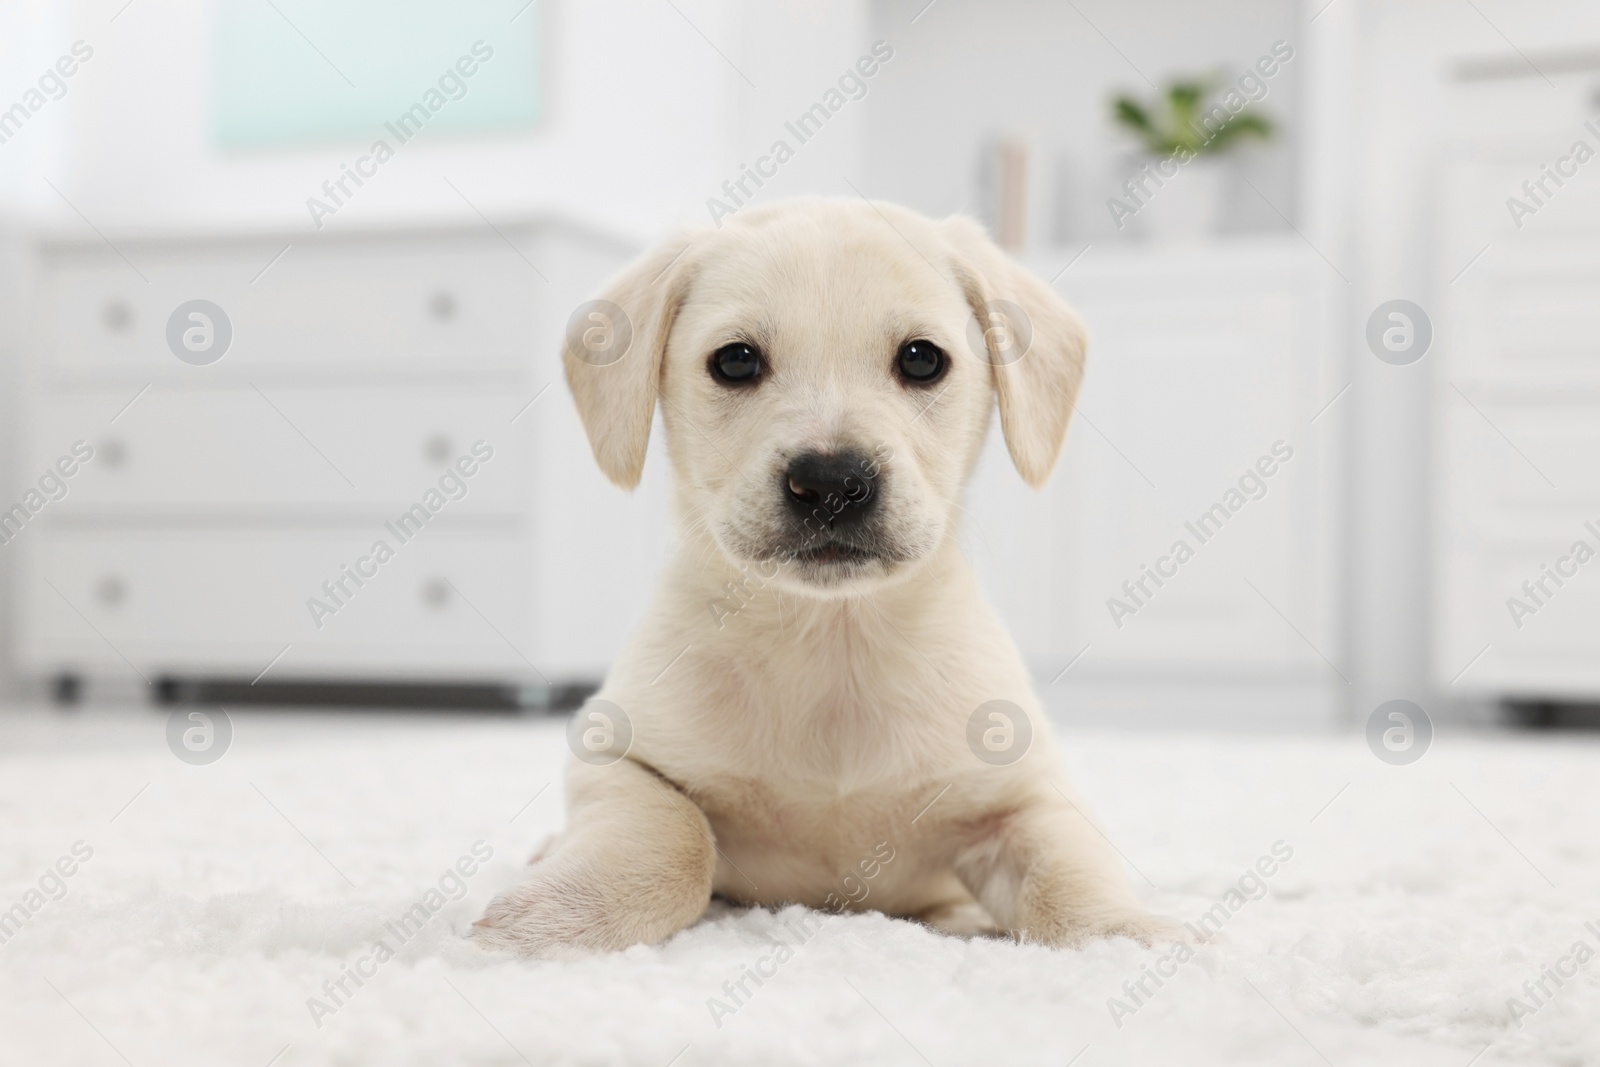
[1112, 97, 1172, 154]
[1112, 97, 1154, 133]
[1107, 73, 1276, 158]
[1202, 112, 1274, 152]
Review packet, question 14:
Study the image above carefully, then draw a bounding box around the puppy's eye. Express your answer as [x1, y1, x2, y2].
[710, 342, 762, 385]
[896, 339, 946, 385]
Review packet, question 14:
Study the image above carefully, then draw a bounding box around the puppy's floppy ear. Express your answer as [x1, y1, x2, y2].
[563, 236, 695, 489]
[943, 217, 1088, 488]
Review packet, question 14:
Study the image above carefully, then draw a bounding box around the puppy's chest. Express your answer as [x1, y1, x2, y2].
[688, 772, 958, 896]
[652, 656, 977, 823]
[690, 773, 912, 838]
[686, 651, 967, 761]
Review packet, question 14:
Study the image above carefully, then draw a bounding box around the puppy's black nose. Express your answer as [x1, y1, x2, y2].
[783, 451, 878, 527]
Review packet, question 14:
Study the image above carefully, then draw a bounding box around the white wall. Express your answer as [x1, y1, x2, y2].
[0, 3, 76, 212]
[7, 0, 742, 239]
[2, 0, 885, 240]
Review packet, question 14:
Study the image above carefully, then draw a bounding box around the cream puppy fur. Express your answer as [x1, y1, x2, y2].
[475, 198, 1170, 954]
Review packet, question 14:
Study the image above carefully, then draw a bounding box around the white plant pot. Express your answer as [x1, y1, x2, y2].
[1130, 155, 1232, 243]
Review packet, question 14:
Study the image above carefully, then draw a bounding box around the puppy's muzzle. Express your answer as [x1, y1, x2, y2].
[782, 450, 878, 532]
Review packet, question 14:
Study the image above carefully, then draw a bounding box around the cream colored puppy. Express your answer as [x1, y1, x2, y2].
[475, 198, 1169, 954]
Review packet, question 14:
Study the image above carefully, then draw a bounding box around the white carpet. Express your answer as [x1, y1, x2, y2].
[1, 706, 1596, 1067]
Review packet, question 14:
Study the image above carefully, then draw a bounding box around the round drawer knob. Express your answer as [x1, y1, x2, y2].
[95, 575, 126, 606]
[421, 578, 451, 609]
[429, 291, 457, 321]
[100, 439, 128, 468]
[424, 435, 452, 464]
[102, 300, 134, 333]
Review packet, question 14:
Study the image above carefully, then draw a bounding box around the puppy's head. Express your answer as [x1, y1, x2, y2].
[564, 198, 1086, 596]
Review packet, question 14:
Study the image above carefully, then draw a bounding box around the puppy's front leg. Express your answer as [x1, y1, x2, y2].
[475, 757, 715, 956]
[954, 786, 1175, 948]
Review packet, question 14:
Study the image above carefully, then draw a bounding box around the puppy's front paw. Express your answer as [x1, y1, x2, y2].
[1088, 911, 1191, 947]
[472, 871, 601, 958]
[473, 855, 710, 958]
[1025, 909, 1188, 950]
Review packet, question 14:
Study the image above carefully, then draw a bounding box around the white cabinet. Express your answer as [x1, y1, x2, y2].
[9, 222, 649, 695]
[1434, 66, 1600, 698]
[970, 238, 1342, 726]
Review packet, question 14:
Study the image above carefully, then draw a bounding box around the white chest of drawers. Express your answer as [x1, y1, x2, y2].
[7, 219, 654, 702]
[1434, 66, 1600, 701]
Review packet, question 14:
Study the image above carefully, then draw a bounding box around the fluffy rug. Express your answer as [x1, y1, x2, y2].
[1, 706, 1595, 1066]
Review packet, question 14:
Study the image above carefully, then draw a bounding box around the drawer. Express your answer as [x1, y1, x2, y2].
[1441, 153, 1600, 265]
[24, 386, 529, 514]
[1437, 535, 1600, 695]
[37, 231, 541, 379]
[1444, 246, 1600, 390]
[1440, 402, 1600, 521]
[1443, 68, 1600, 145]
[18, 528, 538, 677]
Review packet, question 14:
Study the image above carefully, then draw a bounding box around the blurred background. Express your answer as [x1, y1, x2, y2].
[0, 0, 1597, 733]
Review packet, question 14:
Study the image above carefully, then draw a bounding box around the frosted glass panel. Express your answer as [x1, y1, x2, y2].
[213, 0, 540, 149]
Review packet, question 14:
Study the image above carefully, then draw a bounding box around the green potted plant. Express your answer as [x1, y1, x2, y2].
[1109, 78, 1274, 241]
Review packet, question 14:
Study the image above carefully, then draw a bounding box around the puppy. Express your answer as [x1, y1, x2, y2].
[475, 198, 1170, 953]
